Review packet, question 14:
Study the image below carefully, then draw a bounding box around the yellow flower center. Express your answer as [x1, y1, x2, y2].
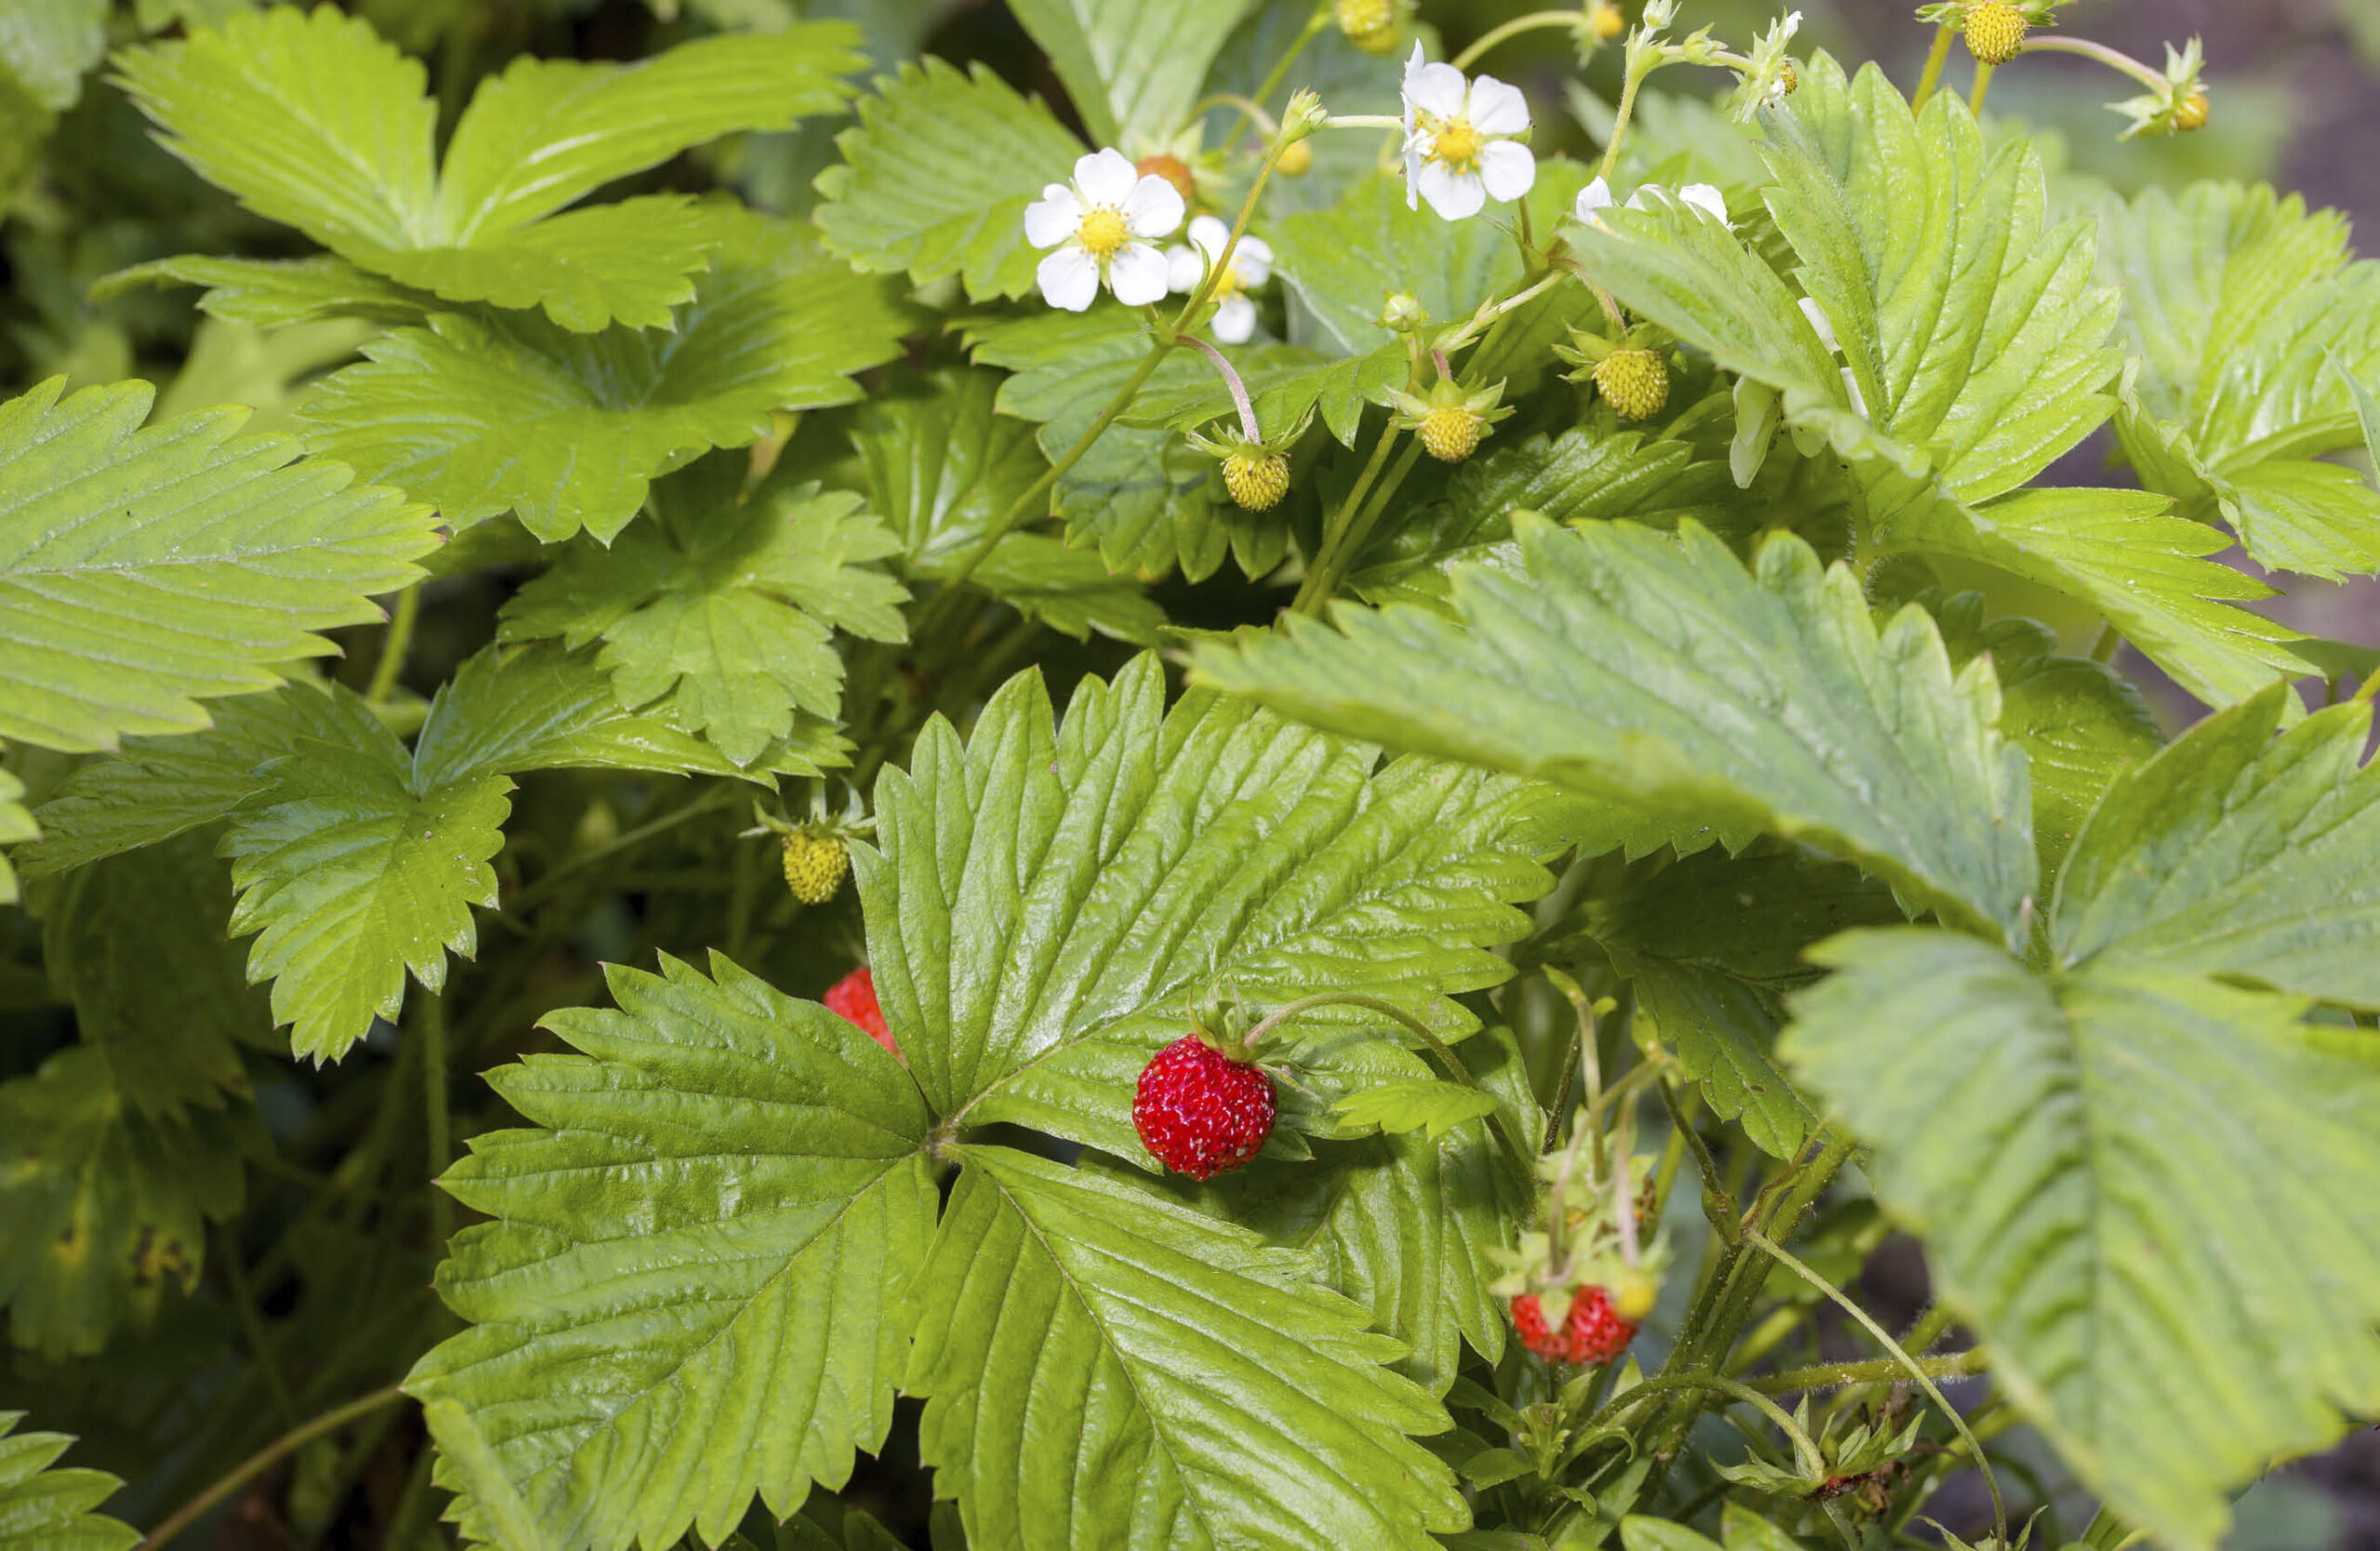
[1078, 205, 1130, 259]
[1432, 118, 1484, 173]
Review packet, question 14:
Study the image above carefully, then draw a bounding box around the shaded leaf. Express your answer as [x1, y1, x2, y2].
[0, 1412, 137, 1551]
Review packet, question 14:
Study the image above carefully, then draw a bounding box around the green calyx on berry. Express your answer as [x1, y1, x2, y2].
[2109, 38, 2211, 140]
[1558, 325, 1675, 421]
[1133, 1034, 1276, 1179]
[1186, 405, 1314, 512]
[1386, 378, 1511, 465]
[1961, 2, 2030, 65]
[742, 782, 872, 906]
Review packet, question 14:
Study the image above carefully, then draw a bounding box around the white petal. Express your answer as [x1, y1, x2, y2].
[1024, 188, 1082, 249]
[1125, 174, 1185, 238]
[1187, 214, 1231, 258]
[1404, 139, 1425, 209]
[1212, 294, 1257, 344]
[1681, 183, 1730, 225]
[1783, 10, 1803, 36]
[1235, 235, 1274, 285]
[1073, 148, 1138, 206]
[1406, 60, 1470, 119]
[1478, 139, 1536, 202]
[1841, 365, 1870, 418]
[1466, 76, 1531, 135]
[1573, 177, 1614, 221]
[1167, 244, 1205, 294]
[1626, 186, 1654, 211]
[1108, 242, 1172, 306]
[1417, 162, 1487, 220]
[1038, 245, 1101, 312]
[1799, 296, 1840, 353]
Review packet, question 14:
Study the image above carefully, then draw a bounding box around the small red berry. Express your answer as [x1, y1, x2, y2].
[825, 966, 900, 1060]
[1132, 1036, 1276, 1180]
[1510, 1286, 1639, 1366]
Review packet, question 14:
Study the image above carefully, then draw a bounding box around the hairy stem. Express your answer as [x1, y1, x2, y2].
[2016, 34, 2169, 91]
[137, 1386, 408, 1551]
[1291, 420, 1404, 615]
[1588, 1373, 1830, 1479]
[1968, 59, 1997, 113]
[1749, 1348, 1988, 1395]
[1453, 9, 1587, 72]
[1911, 23, 1955, 109]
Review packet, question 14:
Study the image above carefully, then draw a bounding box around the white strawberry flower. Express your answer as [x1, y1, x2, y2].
[1024, 149, 1186, 312]
[1401, 45, 1536, 221]
[1167, 215, 1275, 344]
[1571, 177, 1730, 229]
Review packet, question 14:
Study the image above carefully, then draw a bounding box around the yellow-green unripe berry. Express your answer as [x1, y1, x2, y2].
[1276, 139, 1314, 177]
[1963, 2, 2028, 66]
[1334, 0, 1398, 54]
[2174, 86, 2209, 131]
[1593, 349, 1671, 420]
[1419, 407, 1484, 463]
[1223, 452, 1290, 511]
[780, 830, 850, 905]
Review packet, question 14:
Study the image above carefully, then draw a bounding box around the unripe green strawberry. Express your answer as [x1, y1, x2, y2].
[2174, 86, 2209, 132]
[1334, 0, 1397, 54]
[1419, 406, 1484, 462]
[780, 830, 849, 905]
[1593, 349, 1670, 420]
[1963, 3, 2027, 65]
[1223, 451, 1289, 510]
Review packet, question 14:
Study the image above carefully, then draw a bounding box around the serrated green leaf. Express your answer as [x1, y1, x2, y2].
[1131, 340, 1406, 449]
[117, 10, 864, 329]
[0, 378, 437, 754]
[813, 58, 1086, 301]
[906, 1144, 1468, 1551]
[406, 953, 935, 1551]
[1007, 0, 1248, 148]
[1, 0, 105, 112]
[1583, 849, 1903, 1158]
[858, 653, 1560, 1122]
[499, 476, 906, 764]
[1332, 1079, 1499, 1138]
[0, 1412, 138, 1551]
[37, 832, 267, 1117]
[0, 1047, 246, 1358]
[1620, 1518, 1723, 1551]
[1193, 518, 2038, 947]
[852, 368, 1163, 641]
[0, 770, 32, 905]
[1783, 930, 2380, 1550]
[2054, 689, 2380, 1007]
[224, 732, 509, 1062]
[95, 254, 435, 328]
[305, 211, 912, 543]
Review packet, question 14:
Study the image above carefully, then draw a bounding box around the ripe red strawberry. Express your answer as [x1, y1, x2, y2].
[824, 966, 900, 1060]
[1511, 1285, 1639, 1366]
[1132, 1036, 1276, 1180]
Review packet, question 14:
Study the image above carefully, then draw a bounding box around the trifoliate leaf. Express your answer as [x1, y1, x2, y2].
[1193, 518, 2039, 948]
[0, 1047, 246, 1358]
[36, 832, 267, 1117]
[407, 954, 935, 1551]
[1333, 1080, 1499, 1138]
[851, 369, 1163, 642]
[0, 377, 436, 753]
[813, 58, 1085, 301]
[2054, 688, 2380, 1006]
[906, 1145, 1469, 1551]
[2099, 182, 2380, 578]
[1006, 0, 1249, 148]
[1783, 931, 2380, 1551]
[305, 211, 913, 543]
[499, 475, 907, 765]
[117, 9, 864, 329]
[858, 653, 1563, 1121]
[0, 1412, 138, 1551]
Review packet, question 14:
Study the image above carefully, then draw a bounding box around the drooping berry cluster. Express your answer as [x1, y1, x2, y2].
[780, 831, 850, 905]
[1511, 1285, 1639, 1366]
[1132, 1036, 1276, 1179]
[824, 966, 900, 1059]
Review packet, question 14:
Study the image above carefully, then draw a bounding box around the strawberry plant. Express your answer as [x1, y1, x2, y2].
[5, 1, 2380, 1549]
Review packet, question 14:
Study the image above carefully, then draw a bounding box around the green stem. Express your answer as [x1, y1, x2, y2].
[1587, 1373, 1829, 1480]
[1597, 56, 1650, 181]
[418, 991, 452, 1255]
[1299, 437, 1424, 609]
[1453, 9, 1585, 73]
[1911, 23, 1955, 109]
[1247, 8, 1328, 118]
[2089, 623, 2121, 663]
[1968, 59, 1997, 113]
[218, 1226, 299, 1427]
[499, 785, 738, 921]
[2015, 34, 2168, 91]
[1744, 1229, 2008, 1542]
[136, 1386, 408, 1551]
[365, 583, 421, 704]
[1291, 420, 1403, 614]
[1749, 1348, 1988, 1395]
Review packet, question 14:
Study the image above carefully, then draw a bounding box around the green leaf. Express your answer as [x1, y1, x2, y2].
[406, 953, 935, 1551]
[2054, 689, 2380, 1007]
[1782, 930, 2380, 1551]
[36, 832, 267, 1117]
[1192, 518, 2039, 947]
[0, 1047, 246, 1358]
[0, 769, 32, 905]
[499, 475, 906, 765]
[223, 728, 510, 1062]
[1006, 0, 1250, 148]
[305, 211, 914, 543]
[0, 1412, 138, 1551]
[1131, 340, 1407, 449]
[1333, 1079, 1499, 1139]
[857, 653, 1561, 1121]
[1621, 1518, 1723, 1551]
[117, 10, 865, 329]
[906, 1144, 1468, 1551]
[94, 254, 436, 329]
[1581, 849, 1904, 1158]
[852, 368, 1163, 642]
[0, 0, 104, 111]
[0, 377, 437, 753]
[813, 59, 1086, 302]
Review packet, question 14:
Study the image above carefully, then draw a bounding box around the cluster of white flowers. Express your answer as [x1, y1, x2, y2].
[1400, 46, 1536, 220]
[1572, 176, 1729, 229]
[1025, 149, 1185, 312]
